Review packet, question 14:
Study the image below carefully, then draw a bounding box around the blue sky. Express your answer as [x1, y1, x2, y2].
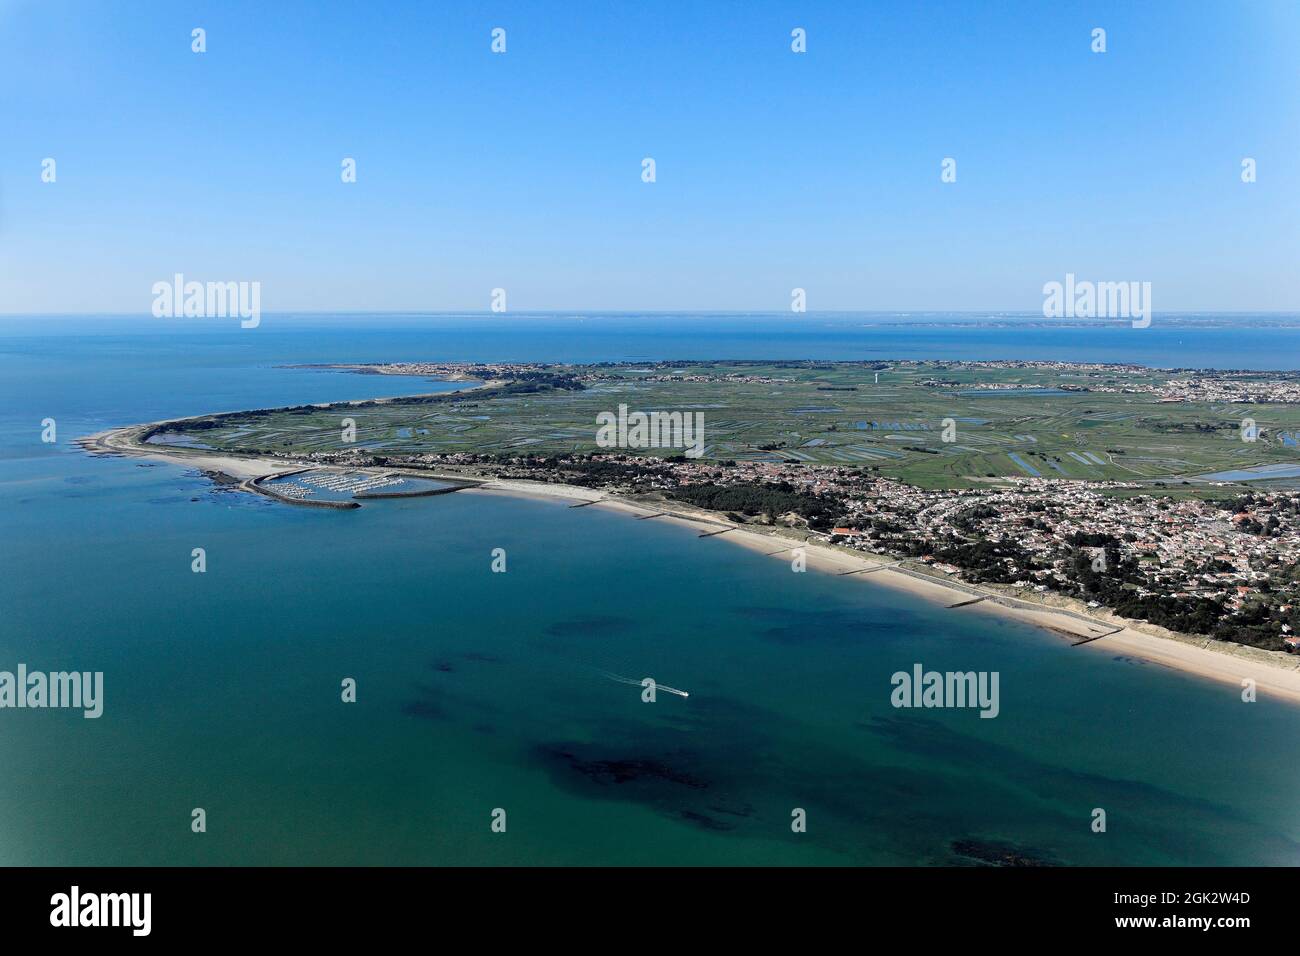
[2, 0, 1297, 313]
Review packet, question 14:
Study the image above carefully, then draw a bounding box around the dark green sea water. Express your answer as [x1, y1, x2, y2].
[2, 316, 1299, 865]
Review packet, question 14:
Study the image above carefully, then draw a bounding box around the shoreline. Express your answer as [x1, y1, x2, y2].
[80, 422, 1300, 707]
[465, 481, 1300, 706]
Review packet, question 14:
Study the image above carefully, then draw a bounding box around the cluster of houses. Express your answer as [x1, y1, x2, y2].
[470, 452, 1300, 650]
[1091, 376, 1300, 404]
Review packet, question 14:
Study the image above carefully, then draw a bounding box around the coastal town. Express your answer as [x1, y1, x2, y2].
[1088, 377, 1300, 404]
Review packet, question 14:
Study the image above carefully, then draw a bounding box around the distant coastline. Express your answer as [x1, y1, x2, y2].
[291, 354, 1300, 377]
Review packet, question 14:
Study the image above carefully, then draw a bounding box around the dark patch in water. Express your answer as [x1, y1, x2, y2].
[432, 653, 504, 672]
[401, 678, 516, 729]
[862, 713, 1300, 863]
[1110, 654, 1156, 667]
[401, 682, 455, 721]
[530, 700, 1104, 861]
[678, 809, 734, 831]
[547, 748, 708, 789]
[528, 697, 789, 837]
[734, 606, 879, 644]
[536, 740, 776, 835]
[950, 839, 1057, 867]
[401, 699, 447, 721]
[64, 475, 94, 485]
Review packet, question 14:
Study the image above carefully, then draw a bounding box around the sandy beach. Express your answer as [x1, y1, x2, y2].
[80, 424, 295, 480]
[81, 425, 1300, 706]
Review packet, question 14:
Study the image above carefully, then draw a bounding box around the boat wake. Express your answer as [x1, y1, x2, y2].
[597, 670, 689, 698]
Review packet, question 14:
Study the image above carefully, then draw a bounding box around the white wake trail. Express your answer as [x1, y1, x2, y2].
[597, 670, 689, 698]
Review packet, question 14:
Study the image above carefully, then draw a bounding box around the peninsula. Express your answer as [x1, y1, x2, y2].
[82, 359, 1300, 703]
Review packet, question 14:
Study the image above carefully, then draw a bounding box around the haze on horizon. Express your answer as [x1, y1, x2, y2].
[2, 0, 1298, 316]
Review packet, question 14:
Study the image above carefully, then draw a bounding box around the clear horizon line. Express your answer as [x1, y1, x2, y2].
[3, 309, 1300, 319]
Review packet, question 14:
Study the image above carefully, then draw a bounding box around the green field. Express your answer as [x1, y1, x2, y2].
[154, 361, 1300, 491]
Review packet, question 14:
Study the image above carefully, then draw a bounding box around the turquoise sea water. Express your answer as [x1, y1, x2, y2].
[3, 315, 1300, 866]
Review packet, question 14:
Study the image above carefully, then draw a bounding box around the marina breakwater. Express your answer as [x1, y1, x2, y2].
[244, 473, 361, 509]
[244, 468, 483, 508]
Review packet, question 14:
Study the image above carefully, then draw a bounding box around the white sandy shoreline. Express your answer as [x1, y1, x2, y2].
[81, 425, 1300, 706]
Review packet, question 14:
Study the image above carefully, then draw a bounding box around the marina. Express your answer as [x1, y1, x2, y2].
[249, 468, 477, 507]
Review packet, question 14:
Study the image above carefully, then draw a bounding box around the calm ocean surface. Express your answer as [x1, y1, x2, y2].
[2, 314, 1299, 865]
